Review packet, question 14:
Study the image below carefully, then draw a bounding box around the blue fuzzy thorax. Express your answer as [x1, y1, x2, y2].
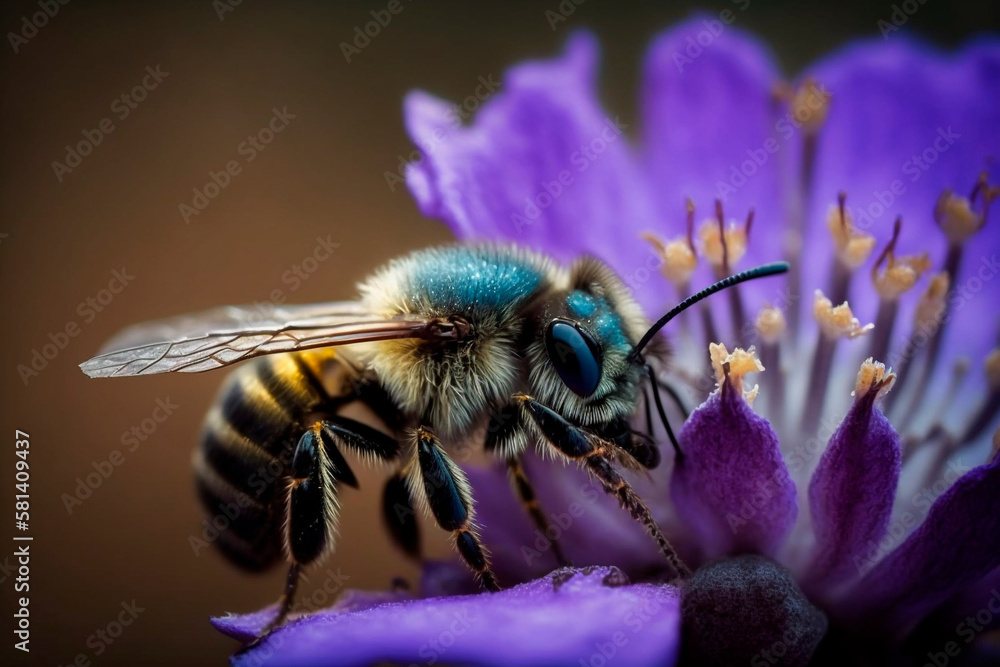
[404, 246, 545, 318]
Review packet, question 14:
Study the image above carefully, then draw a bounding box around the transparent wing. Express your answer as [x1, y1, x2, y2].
[94, 301, 371, 354]
[80, 301, 447, 378]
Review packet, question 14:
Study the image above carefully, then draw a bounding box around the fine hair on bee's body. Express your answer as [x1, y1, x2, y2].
[81, 242, 788, 636]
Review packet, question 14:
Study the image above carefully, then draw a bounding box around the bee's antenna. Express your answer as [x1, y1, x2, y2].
[628, 262, 789, 362]
[645, 364, 682, 460]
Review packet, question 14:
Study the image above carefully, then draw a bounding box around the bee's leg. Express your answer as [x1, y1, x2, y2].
[260, 422, 347, 637]
[593, 416, 661, 469]
[382, 468, 421, 559]
[263, 416, 398, 637]
[409, 426, 501, 591]
[583, 455, 690, 578]
[505, 456, 571, 566]
[514, 395, 691, 579]
[484, 403, 570, 566]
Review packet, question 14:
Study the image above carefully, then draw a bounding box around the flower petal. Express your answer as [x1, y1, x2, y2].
[404, 32, 660, 308]
[805, 38, 1000, 382]
[804, 386, 901, 596]
[211, 590, 412, 644]
[840, 458, 1000, 638]
[640, 16, 786, 314]
[217, 567, 681, 667]
[928, 565, 1000, 640]
[671, 380, 797, 560]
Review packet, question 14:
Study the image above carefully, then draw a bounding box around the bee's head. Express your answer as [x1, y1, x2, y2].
[527, 258, 652, 427]
[528, 256, 789, 429]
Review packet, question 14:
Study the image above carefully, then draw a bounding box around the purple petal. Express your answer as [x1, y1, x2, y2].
[640, 16, 787, 317]
[671, 381, 797, 560]
[217, 567, 681, 667]
[929, 565, 1000, 639]
[212, 590, 412, 644]
[840, 457, 1000, 638]
[404, 33, 663, 312]
[804, 390, 901, 596]
[805, 38, 1000, 384]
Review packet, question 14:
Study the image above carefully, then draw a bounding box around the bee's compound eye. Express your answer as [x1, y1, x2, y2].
[544, 320, 602, 397]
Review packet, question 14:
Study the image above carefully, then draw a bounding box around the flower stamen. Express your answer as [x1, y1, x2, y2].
[870, 217, 931, 300]
[801, 291, 873, 435]
[957, 349, 1000, 446]
[852, 357, 896, 402]
[699, 200, 752, 344]
[902, 358, 970, 462]
[895, 176, 996, 424]
[826, 192, 876, 307]
[756, 306, 787, 434]
[774, 79, 831, 345]
[709, 342, 763, 407]
[643, 231, 698, 287]
[644, 199, 700, 343]
[935, 173, 999, 244]
[885, 272, 950, 415]
[813, 290, 874, 340]
[868, 217, 931, 363]
[698, 201, 749, 272]
[642, 199, 698, 289]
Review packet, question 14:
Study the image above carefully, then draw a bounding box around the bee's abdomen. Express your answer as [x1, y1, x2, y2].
[193, 351, 338, 571]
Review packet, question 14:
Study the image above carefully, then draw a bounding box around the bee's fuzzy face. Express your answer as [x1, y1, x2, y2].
[527, 257, 653, 427]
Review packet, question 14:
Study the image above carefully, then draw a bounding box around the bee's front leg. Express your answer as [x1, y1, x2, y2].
[408, 426, 501, 592]
[513, 395, 690, 580]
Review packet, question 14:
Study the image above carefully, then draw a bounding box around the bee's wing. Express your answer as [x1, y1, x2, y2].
[80, 301, 445, 378]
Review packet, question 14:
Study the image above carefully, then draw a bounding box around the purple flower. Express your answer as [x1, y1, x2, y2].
[218, 16, 1000, 666]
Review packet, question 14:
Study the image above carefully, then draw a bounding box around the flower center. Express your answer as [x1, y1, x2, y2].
[646, 168, 999, 482]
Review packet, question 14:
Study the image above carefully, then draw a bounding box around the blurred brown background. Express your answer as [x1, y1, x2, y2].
[1, 1, 997, 665]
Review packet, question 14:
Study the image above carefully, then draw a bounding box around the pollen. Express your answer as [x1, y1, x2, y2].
[870, 217, 931, 300]
[778, 77, 831, 136]
[873, 253, 931, 300]
[813, 290, 873, 339]
[710, 342, 763, 406]
[852, 357, 896, 401]
[986, 348, 1000, 389]
[698, 218, 747, 269]
[935, 191, 981, 243]
[642, 232, 697, 285]
[915, 272, 950, 331]
[755, 305, 786, 344]
[827, 194, 875, 270]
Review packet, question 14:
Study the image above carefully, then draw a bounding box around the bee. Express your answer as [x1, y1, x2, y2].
[81, 243, 785, 632]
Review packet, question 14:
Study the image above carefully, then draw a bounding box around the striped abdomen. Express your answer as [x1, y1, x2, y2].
[192, 350, 343, 571]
